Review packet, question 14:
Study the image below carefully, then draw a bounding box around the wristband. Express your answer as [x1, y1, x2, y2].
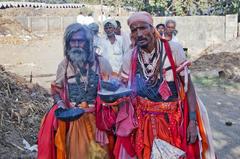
[189, 111, 196, 121]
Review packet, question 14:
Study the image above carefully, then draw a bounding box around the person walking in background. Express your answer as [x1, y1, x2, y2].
[115, 20, 131, 52]
[88, 23, 101, 55]
[84, 13, 94, 25]
[156, 23, 165, 38]
[165, 19, 179, 42]
[98, 11, 106, 24]
[101, 19, 128, 76]
[77, 12, 86, 24]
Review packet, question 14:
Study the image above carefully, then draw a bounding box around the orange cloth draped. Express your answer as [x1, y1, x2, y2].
[55, 121, 67, 159]
[196, 103, 208, 159]
[135, 97, 182, 159]
[66, 113, 95, 159]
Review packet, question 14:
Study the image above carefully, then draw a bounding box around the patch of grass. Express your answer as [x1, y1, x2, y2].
[192, 75, 240, 91]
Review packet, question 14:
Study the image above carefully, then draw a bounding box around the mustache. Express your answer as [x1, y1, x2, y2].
[136, 37, 147, 42]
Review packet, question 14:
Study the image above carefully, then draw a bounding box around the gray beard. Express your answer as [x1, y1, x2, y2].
[68, 48, 87, 69]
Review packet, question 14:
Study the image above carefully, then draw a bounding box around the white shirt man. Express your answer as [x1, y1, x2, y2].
[84, 14, 94, 25]
[77, 12, 86, 24]
[101, 19, 129, 74]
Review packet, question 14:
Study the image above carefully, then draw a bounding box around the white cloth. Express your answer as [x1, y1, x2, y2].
[103, 19, 117, 28]
[101, 35, 129, 73]
[93, 35, 101, 47]
[98, 15, 106, 23]
[77, 15, 85, 24]
[171, 35, 179, 43]
[84, 16, 94, 25]
[121, 31, 131, 49]
[196, 95, 216, 159]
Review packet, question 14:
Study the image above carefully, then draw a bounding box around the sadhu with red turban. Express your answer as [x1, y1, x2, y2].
[117, 11, 216, 159]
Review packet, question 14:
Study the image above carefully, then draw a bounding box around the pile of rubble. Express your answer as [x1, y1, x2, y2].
[0, 65, 51, 158]
[192, 52, 240, 82]
[191, 36, 240, 82]
[0, 16, 38, 45]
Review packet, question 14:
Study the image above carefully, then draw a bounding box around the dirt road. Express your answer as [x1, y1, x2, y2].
[0, 32, 239, 159]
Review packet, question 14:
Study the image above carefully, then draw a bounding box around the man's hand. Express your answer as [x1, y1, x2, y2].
[187, 120, 198, 144]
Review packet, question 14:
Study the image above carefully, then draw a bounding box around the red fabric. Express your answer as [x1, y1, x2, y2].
[128, 40, 200, 158]
[38, 77, 71, 159]
[134, 98, 182, 159]
[162, 40, 179, 92]
[95, 80, 117, 131]
[114, 100, 137, 158]
[96, 105, 116, 131]
[164, 40, 200, 159]
[114, 136, 136, 159]
[129, 48, 138, 92]
[37, 104, 58, 159]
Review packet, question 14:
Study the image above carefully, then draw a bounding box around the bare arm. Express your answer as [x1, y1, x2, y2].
[182, 75, 197, 113]
[180, 74, 198, 144]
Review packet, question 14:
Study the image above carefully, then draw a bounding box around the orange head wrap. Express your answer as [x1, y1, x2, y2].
[128, 12, 161, 47]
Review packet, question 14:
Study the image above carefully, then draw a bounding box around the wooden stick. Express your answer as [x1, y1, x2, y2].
[9, 142, 25, 151]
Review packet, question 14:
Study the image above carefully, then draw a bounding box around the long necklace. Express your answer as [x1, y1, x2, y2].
[138, 41, 160, 80]
[77, 64, 89, 91]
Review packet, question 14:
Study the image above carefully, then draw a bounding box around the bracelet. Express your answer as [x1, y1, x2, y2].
[189, 111, 197, 121]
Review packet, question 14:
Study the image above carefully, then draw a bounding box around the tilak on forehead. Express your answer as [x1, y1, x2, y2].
[127, 11, 153, 26]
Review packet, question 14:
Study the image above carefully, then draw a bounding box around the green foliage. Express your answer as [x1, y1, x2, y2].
[122, 0, 239, 16]
[192, 75, 240, 91]
[1, 0, 239, 17]
[123, 0, 144, 11]
[212, 0, 240, 15]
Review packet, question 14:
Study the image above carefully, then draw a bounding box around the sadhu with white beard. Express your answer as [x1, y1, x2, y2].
[37, 23, 112, 159]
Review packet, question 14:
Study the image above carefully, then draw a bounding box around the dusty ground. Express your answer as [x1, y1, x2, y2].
[0, 8, 240, 159]
[0, 31, 239, 159]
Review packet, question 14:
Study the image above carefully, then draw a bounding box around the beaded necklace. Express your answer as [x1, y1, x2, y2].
[138, 40, 163, 82]
[138, 42, 160, 80]
[75, 64, 89, 91]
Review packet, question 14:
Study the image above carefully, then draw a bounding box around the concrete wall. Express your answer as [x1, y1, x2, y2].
[14, 14, 239, 57]
[225, 15, 238, 41]
[15, 16, 77, 32]
[238, 23, 240, 36]
[116, 15, 238, 57]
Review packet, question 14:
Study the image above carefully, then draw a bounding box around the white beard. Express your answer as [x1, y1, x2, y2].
[68, 48, 87, 69]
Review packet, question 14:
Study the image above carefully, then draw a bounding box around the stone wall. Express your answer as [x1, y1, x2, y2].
[116, 15, 238, 57]
[14, 14, 239, 57]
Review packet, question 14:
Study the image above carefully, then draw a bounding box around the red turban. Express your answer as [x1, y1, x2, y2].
[127, 11, 153, 26]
